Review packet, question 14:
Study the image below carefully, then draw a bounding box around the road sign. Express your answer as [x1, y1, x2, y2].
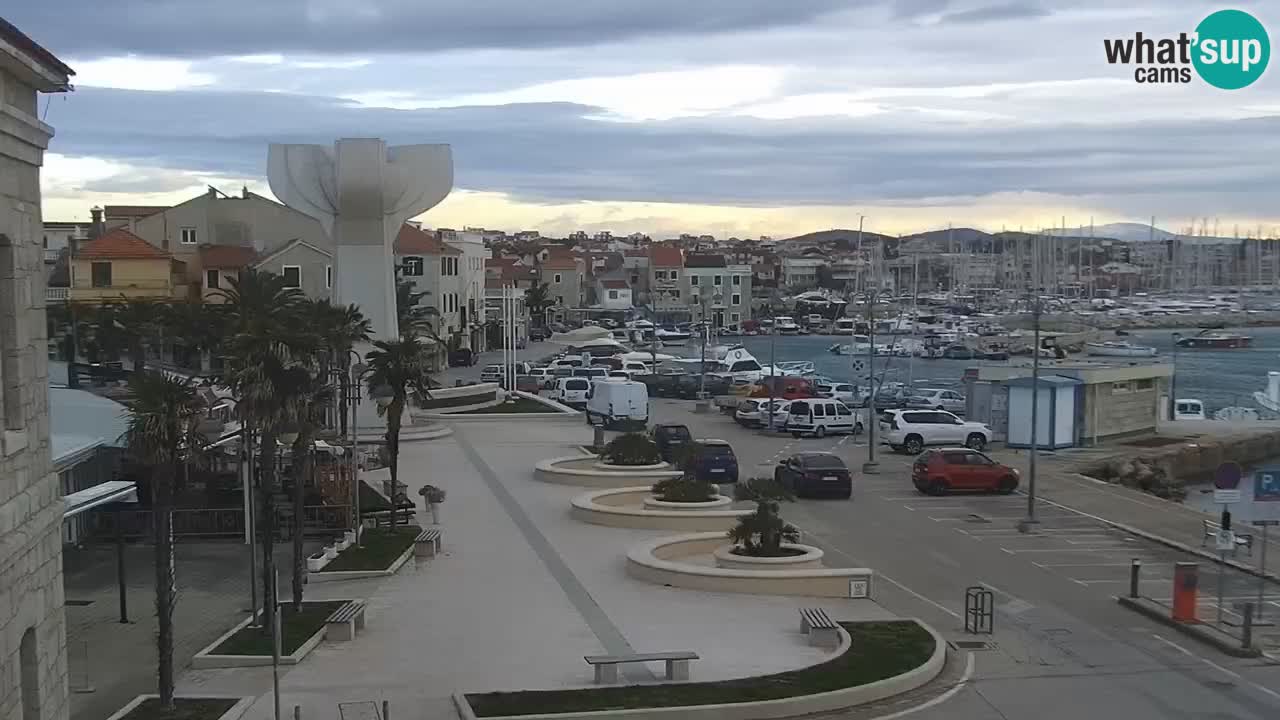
[1216, 529, 1236, 551]
[1256, 469, 1280, 502]
[1213, 488, 1243, 504]
[1214, 462, 1243, 490]
[851, 359, 866, 373]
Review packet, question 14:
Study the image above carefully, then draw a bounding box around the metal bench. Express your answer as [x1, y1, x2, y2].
[415, 528, 442, 558]
[324, 600, 367, 641]
[584, 651, 699, 684]
[799, 608, 840, 649]
[1201, 520, 1253, 555]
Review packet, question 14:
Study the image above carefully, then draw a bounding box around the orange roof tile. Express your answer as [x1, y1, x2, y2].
[649, 244, 683, 267]
[541, 257, 578, 270]
[77, 229, 170, 259]
[600, 279, 630, 289]
[199, 244, 258, 269]
[395, 224, 460, 255]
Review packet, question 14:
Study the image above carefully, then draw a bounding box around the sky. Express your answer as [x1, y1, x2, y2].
[15, 0, 1280, 238]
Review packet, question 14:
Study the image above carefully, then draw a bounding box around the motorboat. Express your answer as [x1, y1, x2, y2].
[774, 316, 801, 335]
[1085, 341, 1158, 358]
[1176, 329, 1252, 349]
[655, 327, 692, 345]
[775, 361, 817, 376]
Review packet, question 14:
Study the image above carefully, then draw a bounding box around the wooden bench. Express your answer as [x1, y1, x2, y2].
[324, 600, 367, 641]
[584, 651, 699, 684]
[1201, 520, 1253, 555]
[415, 528, 442, 558]
[799, 608, 840, 649]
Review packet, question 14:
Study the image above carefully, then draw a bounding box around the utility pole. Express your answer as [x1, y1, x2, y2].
[863, 289, 878, 475]
[1018, 297, 1042, 533]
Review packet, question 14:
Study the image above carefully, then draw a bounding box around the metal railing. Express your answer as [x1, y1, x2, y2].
[87, 504, 354, 541]
[46, 287, 70, 302]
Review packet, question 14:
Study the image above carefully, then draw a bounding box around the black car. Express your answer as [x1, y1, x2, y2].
[651, 423, 693, 463]
[774, 452, 852, 499]
[672, 373, 731, 399]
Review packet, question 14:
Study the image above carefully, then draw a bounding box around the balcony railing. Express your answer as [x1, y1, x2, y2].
[45, 287, 69, 302]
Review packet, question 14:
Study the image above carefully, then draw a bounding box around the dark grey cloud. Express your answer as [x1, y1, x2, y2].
[892, 0, 952, 19]
[44, 86, 1280, 214]
[10, 0, 857, 59]
[937, 2, 1050, 24]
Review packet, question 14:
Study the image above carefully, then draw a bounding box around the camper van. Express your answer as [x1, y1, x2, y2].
[585, 380, 650, 429]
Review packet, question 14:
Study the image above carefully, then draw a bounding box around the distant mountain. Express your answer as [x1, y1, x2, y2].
[781, 229, 894, 247]
[1046, 222, 1239, 243]
[904, 227, 992, 244]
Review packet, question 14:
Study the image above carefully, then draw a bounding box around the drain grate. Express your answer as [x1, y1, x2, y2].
[949, 640, 995, 650]
[65, 600, 94, 607]
[966, 514, 992, 524]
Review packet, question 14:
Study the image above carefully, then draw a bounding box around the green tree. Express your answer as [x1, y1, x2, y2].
[312, 301, 370, 437]
[109, 296, 168, 373]
[119, 371, 206, 710]
[364, 335, 434, 527]
[729, 477, 799, 557]
[524, 282, 555, 327]
[396, 277, 439, 337]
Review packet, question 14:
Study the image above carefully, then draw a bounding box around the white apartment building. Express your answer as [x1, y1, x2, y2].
[782, 257, 825, 289]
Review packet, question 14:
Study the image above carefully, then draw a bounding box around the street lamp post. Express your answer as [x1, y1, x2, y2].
[863, 290, 878, 474]
[1019, 298, 1043, 532]
[694, 287, 721, 413]
[1169, 332, 1182, 421]
[348, 360, 368, 546]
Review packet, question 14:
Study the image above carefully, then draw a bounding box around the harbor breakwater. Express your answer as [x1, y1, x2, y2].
[1079, 428, 1280, 500]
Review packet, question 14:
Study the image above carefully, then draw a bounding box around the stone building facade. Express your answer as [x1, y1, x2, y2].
[0, 19, 73, 720]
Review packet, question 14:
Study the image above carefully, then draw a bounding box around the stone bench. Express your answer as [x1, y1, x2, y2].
[324, 600, 367, 641]
[799, 607, 840, 649]
[1201, 520, 1253, 555]
[415, 528, 442, 558]
[584, 651, 699, 684]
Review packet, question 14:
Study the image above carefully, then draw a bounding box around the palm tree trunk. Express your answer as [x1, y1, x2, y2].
[387, 399, 403, 527]
[132, 341, 147, 374]
[259, 429, 279, 635]
[153, 464, 176, 708]
[290, 432, 313, 610]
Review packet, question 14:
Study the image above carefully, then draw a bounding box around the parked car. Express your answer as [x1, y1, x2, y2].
[529, 326, 550, 342]
[872, 385, 910, 408]
[815, 381, 864, 406]
[879, 409, 993, 454]
[555, 377, 592, 407]
[527, 367, 555, 388]
[547, 366, 575, 388]
[785, 398, 864, 438]
[903, 388, 966, 414]
[774, 452, 852, 499]
[635, 372, 683, 399]
[514, 375, 542, 394]
[942, 345, 975, 360]
[748, 376, 814, 400]
[734, 398, 779, 427]
[573, 367, 609, 381]
[672, 373, 731, 399]
[480, 364, 504, 383]
[651, 423, 693, 462]
[447, 348, 474, 367]
[585, 379, 649, 429]
[912, 448, 1019, 495]
[688, 440, 739, 483]
[552, 357, 585, 369]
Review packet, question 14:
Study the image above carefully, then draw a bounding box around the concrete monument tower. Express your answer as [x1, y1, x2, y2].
[267, 139, 453, 340]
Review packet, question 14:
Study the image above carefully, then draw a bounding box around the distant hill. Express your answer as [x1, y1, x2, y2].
[903, 227, 992, 244]
[1047, 222, 1239, 243]
[781, 228, 894, 247]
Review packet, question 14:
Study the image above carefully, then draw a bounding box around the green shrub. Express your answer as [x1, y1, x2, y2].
[651, 476, 718, 503]
[729, 477, 799, 557]
[601, 433, 661, 466]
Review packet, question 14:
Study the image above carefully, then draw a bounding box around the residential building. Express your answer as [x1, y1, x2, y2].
[103, 204, 167, 232]
[781, 257, 824, 289]
[197, 244, 258, 302]
[441, 229, 489, 351]
[395, 224, 462, 339]
[725, 264, 754, 327]
[70, 228, 190, 303]
[41, 221, 88, 263]
[597, 278, 633, 310]
[540, 256, 582, 311]
[1, 18, 73, 720]
[648, 244, 685, 320]
[484, 281, 529, 347]
[252, 238, 332, 300]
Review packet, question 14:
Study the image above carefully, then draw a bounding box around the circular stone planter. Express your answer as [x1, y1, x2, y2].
[537, 455, 683, 488]
[570, 487, 750, 531]
[642, 495, 733, 511]
[713, 543, 824, 570]
[592, 460, 671, 472]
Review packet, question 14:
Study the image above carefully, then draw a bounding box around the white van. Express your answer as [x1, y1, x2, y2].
[556, 377, 592, 407]
[785, 398, 863, 438]
[585, 380, 649, 429]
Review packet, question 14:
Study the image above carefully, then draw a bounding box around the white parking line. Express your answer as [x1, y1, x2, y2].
[1150, 634, 1278, 701]
[1003, 547, 1133, 554]
[1032, 561, 1144, 568]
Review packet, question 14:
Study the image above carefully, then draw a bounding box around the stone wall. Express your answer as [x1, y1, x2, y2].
[1081, 429, 1280, 500]
[0, 57, 68, 720]
[1088, 381, 1159, 440]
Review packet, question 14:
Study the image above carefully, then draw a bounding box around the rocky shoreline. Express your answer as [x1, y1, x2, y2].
[1079, 428, 1280, 501]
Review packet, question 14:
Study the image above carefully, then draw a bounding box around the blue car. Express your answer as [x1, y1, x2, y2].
[691, 440, 739, 484]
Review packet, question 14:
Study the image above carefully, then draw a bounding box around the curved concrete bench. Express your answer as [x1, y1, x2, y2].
[626, 532, 874, 599]
[355, 422, 452, 443]
[570, 487, 750, 531]
[416, 391, 581, 423]
[537, 455, 683, 488]
[452, 619, 945, 720]
[713, 543, 824, 570]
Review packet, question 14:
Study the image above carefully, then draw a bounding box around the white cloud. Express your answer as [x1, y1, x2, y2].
[68, 56, 217, 91]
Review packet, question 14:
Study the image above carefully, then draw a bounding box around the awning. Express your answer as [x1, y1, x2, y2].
[63, 480, 138, 519]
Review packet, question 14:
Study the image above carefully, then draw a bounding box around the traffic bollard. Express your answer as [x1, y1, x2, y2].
[382, 701, 390, 720]
[593, 426, 605, 452]
[1129, 558, 1141, 599]
[1242, 602, 1255, 651]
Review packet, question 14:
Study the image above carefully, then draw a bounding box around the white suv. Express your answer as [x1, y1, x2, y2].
[879, 409, 992, 454]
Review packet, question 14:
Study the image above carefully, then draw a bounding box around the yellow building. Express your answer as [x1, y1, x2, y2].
[71, 228, 190, 303]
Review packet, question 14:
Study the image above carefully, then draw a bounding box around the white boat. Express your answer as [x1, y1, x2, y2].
[655, 328, 692, 345]
[774, 316, 800, 335]
[1085, 341, 1158, 358]
[775, 361, 817, 376]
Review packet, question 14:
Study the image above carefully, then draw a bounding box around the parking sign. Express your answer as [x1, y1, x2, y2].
[1256, 469, 1280, 502]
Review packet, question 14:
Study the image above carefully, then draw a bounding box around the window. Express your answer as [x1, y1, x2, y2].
[690, 275, 699, 286]
[1112, 382, 1132, 394]
[402, 257, 424, 276]
[1136, 378, 1154, 390]
[732, 275, 742, 286]
[91, 261, 112, 287]
[21, 627, 39, 720]
[714, 275, 723, 286]
[206, 269, 220, 289]
[731, 293, 741, 305]
[554, 273, 562, 283]
[608, 290, 619, 300]
[670, 271, 679, 280]
[672, 290, 681, 300]
[326, 265, 332, 289]
[180, 227, 197, 245]
[731, 312, 740, 323]
[654, 270, 666, 280]
[282, 265, 301, 288]
[1, 239, 23, 430]
[812, 403, 826, 417]
[837, 403, 853, 416]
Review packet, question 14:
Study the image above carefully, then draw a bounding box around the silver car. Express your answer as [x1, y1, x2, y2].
[904, 388, 966, 414]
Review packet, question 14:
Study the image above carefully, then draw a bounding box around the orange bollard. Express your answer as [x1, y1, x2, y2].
[1172, 562, 1199, 622]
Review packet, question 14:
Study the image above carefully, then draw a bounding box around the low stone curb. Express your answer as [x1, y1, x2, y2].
[191, 612, 328, 668]
[570, 487, 750, 531]
[308, 543, 415, 583]
[1116, 595, 1261, 658]
[537, 456, 683, 488]
[451, 619, 946, 720]
[105, 695, 256, 720]
[356, 423, 452, 442]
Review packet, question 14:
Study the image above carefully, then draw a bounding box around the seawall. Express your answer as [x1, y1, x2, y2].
[1078, 427, 1280, 500]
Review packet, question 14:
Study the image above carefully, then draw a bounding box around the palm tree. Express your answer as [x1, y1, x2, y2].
[524, 282, 554, 327]
[364, 334, 434, 527]
[313, 301, 370, 437]
[163, 301, 228, 372]
[729, 477, 799, 557]
[216, 270, 306, 633]
[396, 277, 439, 337]
[119, 371, 206, 710]
[110, 296, 168, 373]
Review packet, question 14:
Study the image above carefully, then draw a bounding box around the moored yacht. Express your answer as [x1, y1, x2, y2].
[774, 316, 801, 334]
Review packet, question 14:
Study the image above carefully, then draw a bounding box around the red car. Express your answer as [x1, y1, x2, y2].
[912, 448, 1019, 495]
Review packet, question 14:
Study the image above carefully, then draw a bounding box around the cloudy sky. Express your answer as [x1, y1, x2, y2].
[14, 0, 1280, 238]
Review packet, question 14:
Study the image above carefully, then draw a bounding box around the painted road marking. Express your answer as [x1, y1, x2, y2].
[870, 651, 975, 720]
[1149, 634, 1280, 702]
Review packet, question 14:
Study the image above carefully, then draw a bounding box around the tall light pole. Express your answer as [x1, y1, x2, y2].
[863, 289, 878, 474]
[1019, 298, 1042, 532]
[1169, 332, 1181, 421]
[694, 286, 722, 413]
[348, 357, 368, 547]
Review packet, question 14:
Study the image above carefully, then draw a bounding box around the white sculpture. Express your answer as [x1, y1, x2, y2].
[267, 138, 453, 340]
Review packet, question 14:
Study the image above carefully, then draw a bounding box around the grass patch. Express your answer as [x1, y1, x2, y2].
[117, 698, 237, 720]
[318, 527, 418, 572]
[211, 601, 346, 655]
[419, 390, 498, 410]
[456, 397, 557, 414]
[465, 620, 934, 717]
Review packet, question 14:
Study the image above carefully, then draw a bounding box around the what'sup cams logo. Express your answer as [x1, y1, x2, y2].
[1104, 9, 1269, 89]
